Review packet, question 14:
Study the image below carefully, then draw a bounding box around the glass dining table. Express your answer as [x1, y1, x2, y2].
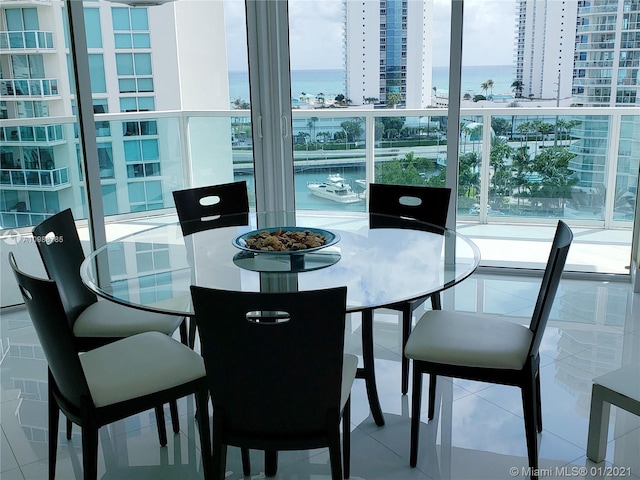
[80, 211, 480, 426]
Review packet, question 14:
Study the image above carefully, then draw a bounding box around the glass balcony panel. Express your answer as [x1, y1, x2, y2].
[24, 31, 37, 49]
[29, 80, 42, 96]
[8, 32, 24, 49]
[293, 115, 366, 212]
[20, 126, 34, 141]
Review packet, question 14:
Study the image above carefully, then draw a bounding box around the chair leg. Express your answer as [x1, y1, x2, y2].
[179, 318, 188, 346]
[188, 318, 197, 349]
[212, 412, 227, 480]
[48, 373, 59, 480]
[521, 376, 540, 477]
[66, 418, 73, 440]
[328, 428, 343, 480]
[586, 384, 611, 463]
[81, 422, 99, 480]
[410, 366, 423, 468]
[535, 371, 543, 432]
[401, 306, 412, 395]
[264, 450, 278, 476]
[155, 405, 168, 446]
[428, 374, 437, 420]
[343, 396, 351, 479]
[195, 389, 212, 479]
[169, 400, 180, 434]
[241, 448, 251, 476]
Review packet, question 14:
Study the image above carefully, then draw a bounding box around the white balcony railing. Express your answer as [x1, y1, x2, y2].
[0, 30, 54, 50]
[0, 78, 59, 98]
[0, 167, 70, 188]
[1, 123, 64, 144]
[0, 106, 637, 231]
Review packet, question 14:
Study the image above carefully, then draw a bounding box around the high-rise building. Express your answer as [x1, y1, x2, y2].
[573, 0, 639, 107]
[0, 1, 229, 227]
[513, 0, 639, 216]
[513, 0, 578, 100]
[569, 0, 640, 202]
[344, 0, 433, 108]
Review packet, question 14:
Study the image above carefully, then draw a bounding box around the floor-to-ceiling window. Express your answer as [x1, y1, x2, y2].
[2, 0, 638, 307]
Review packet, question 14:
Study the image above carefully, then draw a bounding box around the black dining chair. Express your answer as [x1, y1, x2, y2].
[172, 180, 250, 346]
[9, 252, 212, 480]
[404, 220, 573, 478]
[368, 183, 452, 394]
[190, 285, 358, 480]
[32, 209, 185, 439]
[172, 180, 249, 236]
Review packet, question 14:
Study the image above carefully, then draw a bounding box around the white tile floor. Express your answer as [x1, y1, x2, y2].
[1, 273, 639, 480]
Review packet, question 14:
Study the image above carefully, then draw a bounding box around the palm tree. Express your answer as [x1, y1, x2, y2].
[486, 79, 494, 97]
[307, 117, 318, 143]
[480, 81, 489, 96]
[386, 92, 402, 108]
[511, 80, 525, 98]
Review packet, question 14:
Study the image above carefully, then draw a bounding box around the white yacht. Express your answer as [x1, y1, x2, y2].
[307, 174, 364, 204]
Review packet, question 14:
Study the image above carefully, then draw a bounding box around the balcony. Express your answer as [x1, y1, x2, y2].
[0, 167, 70, 190]
[578, 5, 619, 15]
[0, 78, 59, 99]
[0, 30, 54, 51]
[575, 42, 616, 51]
[1, 124, 65, 145]
[576, 24, 617, 33]
[573, 60, 614, 68]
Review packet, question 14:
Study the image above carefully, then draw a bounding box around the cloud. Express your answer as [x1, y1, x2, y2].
[432, 0, 516, 66]
[224, 0, 517, 71]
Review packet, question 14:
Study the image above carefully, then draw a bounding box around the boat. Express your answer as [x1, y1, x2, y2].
[307, 174, 364, 204]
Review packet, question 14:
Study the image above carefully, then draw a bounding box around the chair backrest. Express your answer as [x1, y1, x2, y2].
[32, 209, 97, 324]
[528, 220, 573, 357]
[172, 181, 249, 236]
[191, 286, 347, 441]
[369, 183, 451, 232]
[9, 253, 92, 410]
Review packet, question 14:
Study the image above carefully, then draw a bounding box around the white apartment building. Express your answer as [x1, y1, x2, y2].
[344, 0, 433, 108]
[513, 0, 578, 100]
[0, 0, 230, 228]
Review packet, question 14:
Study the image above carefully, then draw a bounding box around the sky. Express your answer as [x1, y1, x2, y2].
[223, 0, 517, 71]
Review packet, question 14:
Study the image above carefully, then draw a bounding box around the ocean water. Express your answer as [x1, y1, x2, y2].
[228, 65, 515, 104]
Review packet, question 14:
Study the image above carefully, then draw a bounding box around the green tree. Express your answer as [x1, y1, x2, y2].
[511, 80, 525, 98]
[489, 137, 514, 206]
[375, 152, 436, 185]
[486, 79, 494, 97]
[307, 117, 318, 143]
[232, 98, 250, 109]
[381, 117, 405, 133]
[386, 92, 402, 108]
[529, 147, 578, 214]
[316, 131, 331, 143]
[340, 119, 363, 142]
[459, 151, 480, 198]
[511, 146, 531, 206]
[491, 117, 511, 137]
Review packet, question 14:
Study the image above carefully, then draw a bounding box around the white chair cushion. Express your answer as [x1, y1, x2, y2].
[79, 331, 205, 408]
[73, 300, 183, 338]
[341, 353, 359, 410]
[404, 310, 534, 370]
